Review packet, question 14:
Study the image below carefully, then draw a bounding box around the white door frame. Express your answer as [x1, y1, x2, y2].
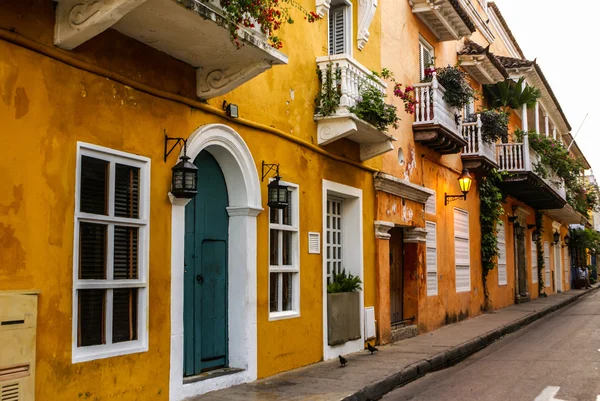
[322, 179, 364, 361]
[553, 222, 562, 293]
[169, 124, 262, 400]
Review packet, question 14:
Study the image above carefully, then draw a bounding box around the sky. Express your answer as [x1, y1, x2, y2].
[492, 0, 598, 174]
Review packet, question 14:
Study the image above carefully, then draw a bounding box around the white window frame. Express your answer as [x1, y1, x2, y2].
[72, 142, 150, 363]
[497, 222, 507, 286]
[326, 196, 344, 285]
[328, 0, 353, 56]
[268, 182, 300, 321]
[426, 221, 438, 296]
[419, 36, 435, 80]
[454, 208, 471, 293]
[425, 190, 436, 216]
[531, 236, 538, 284]
[544, 241, 551, 287]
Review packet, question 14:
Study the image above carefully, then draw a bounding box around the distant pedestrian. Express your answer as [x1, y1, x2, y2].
[580, 266, 592, 289]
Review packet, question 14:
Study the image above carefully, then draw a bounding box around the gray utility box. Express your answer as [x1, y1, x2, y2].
[327, 292, 361, 346]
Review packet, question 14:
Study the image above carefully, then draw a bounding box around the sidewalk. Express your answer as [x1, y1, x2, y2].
[193, 286, 599, 401]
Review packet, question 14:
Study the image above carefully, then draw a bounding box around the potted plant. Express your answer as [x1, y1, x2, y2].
[480, 109, 508, 143]
[422, 65, 475, 110]
[327, 270, 362, 346]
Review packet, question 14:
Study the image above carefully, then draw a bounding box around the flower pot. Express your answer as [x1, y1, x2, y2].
[327, 291, 361, 346]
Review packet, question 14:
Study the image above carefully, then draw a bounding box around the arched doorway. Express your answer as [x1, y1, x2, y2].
[169, 124, 262, 400]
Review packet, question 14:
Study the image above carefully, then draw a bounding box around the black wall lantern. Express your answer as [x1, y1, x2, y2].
[262, 161, 289, 209]
[563, 234, 570, 247]
[445, 169, 474, 205]
[532, 231, 540, 242]
[165, 134, 198, 199]
[553, 230, 560, 245]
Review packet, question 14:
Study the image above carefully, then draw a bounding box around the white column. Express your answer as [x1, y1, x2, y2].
[545, 115, 550, 137]
[534, 102, 540, 133]
[553, 126, 557, 140]
[522, 104, 528, 132]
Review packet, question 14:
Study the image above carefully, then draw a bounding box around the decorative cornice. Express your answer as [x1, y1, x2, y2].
[374, 221, 394, 240]
[316, 0, 332, 18]
[403, 227, 427, 244]
[196, 61, 272, 100]
[374, 172, 434, 204]
[357, 0, 377, 50]
[168, 192, 192, 207]
[513, 206, 530, 225]
[552, 221, 562, 231]
[227, 206, 264, 217]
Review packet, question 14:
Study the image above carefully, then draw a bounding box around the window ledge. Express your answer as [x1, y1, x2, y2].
[72, 341, 148, 364]
[269, 311, 300, 321]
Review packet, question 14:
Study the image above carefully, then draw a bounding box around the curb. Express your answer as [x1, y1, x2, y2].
[342, 287, 598, 401]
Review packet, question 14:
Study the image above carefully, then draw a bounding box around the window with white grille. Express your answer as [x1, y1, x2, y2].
[531, 239, 538, 284]
[425, 190, 436, 216]
[73, 143, 149, 362]
[454, 209, 471, 293]
[564, 248, 570, 283]
[329, 5, 349, 55]
[544, 241, 551, 287]
[269, 183, 300, 319]
[497, 222, 507, 286]
[419, 37, 434, 80]
[326, 198, 344, 284]
[426, 221, 438, 296]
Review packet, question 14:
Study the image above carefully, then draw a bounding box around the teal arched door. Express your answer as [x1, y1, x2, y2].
[183, 151, 229, 376]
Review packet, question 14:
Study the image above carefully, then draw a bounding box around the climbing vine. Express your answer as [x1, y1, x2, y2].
[535, 211, 546, 296]
[480, 169, 506, 310]
[315, 62, 342, 116]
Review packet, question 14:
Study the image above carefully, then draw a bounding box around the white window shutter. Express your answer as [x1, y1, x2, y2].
[419, 39, 434, 80]
[531, 240, 538, 284]
[454, 209, 470, 293]
[544, 242, 551, 287]
[425, 191, 436, 215]
[308, 232, 321, 254]
[426, 221, 437, 296]
[497, 223, 507, 285]
[329, 7, 346, 55]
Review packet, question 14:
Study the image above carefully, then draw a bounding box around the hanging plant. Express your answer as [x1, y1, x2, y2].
[483, 77, 541, 111]
[480, 109, 509, 144]
[480, 169, 507, 310]
[315, 62, 342, 117]
[219, 0, 321, 49]
[422, 65, 475, 109]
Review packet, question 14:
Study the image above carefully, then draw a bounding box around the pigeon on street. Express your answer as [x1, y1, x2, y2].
[338, 355, 347, 367]
[367, 342, 378, 355]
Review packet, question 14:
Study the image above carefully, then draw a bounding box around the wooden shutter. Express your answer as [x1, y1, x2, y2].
[497, 223, 507, 285]
[454, 209, 471, 292]
[80, 156, 108, 215]
[419, 39, 433, 80]
[426, 221, 438, 296]
[113, 226, 139, 279]
[78, 289, 105, 346]
[544, 241, 551, 287]
[112, 288, 138, 343]
[79, 222, 107, 280]
[329, 7, 346, 55]
[531, 240, 538, 283]
[425, 191, 436, 215]
[114, 164, 140, 218]
[564, 248, 570, 279]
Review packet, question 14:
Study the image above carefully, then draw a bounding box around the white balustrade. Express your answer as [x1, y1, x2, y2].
[461, 114, 496, 162]
[316, 55, 387, 114]
[413, 73, 458, 134]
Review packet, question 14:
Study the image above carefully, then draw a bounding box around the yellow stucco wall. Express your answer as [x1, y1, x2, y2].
[0, 0, 382, 396]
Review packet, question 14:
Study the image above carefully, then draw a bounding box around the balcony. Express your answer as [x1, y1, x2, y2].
[460, 115, 498, 174]
[314, 55, 395, 161]
[54, 0, 287, 100]
[409, 0, 476, 42]
[495, 137, 567, 210]
[412, 75, 467, 154]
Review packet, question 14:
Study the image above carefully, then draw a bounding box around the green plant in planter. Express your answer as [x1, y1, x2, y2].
[480, 109, 509, 144]
[327, 270, 362, 293]
[422, 65, 475, 109]
[483, 77, 541, 111]
[315, 62, 342, 116]
[348, 80, 400, 131]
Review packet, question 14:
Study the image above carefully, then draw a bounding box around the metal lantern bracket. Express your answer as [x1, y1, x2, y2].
[444, 193, 467, 205]
[164, 132, 188, 162]
[262, 161, 280, 182]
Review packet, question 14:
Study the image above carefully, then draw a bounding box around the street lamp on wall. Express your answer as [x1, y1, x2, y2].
[553, 230, 560, 245]
[165, 134, 198, 199]
[262, 161, 289, 209]
[532, 231, 540, 242]
[563, 234, 570, 248]
[445, 169, 474, 205]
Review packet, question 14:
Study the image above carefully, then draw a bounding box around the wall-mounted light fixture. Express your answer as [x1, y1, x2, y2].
[444, 169, 473, 205]
[223, 101, 239, 118]
[262, 161, 289, 209]
[553, 230, 560, 245]
[165, 133, 198, 199]
[514, 225, 524, 236]
[532, 231, 540, 242]
[563, 234, 570, 248]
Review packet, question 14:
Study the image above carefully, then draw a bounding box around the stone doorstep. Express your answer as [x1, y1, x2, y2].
[390, 325, 418, 343]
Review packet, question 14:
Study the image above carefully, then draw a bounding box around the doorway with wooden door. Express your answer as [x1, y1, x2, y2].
[389, 228, 404, 327]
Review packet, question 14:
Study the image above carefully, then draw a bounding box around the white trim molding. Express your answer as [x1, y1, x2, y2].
[357, 0, 377, 50]
[404, 227, 427, 244]
[374, 221, 394, 240]
[373, 172, 434, 204]
[316, 0, 332, 17]
[169, 124, 262, 400]
[322, 180, 364, 361]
